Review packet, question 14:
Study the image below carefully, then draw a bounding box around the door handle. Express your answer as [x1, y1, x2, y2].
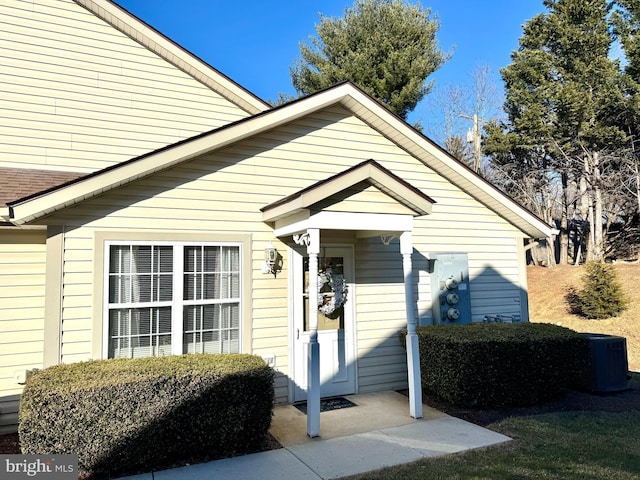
[296, 328, 300, 340]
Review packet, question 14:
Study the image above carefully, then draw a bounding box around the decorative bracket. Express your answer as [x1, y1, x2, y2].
[380, 233, 400, 246]
[293, 232, 311, 246]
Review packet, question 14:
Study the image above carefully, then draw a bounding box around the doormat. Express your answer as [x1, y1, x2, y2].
[294, 396, 357, 415]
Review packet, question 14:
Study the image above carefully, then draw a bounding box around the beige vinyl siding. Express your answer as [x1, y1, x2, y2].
[0, 230, 46, 432]
[42, 105, 528, 400]
[0, 0, 251, 173]
[352, 239, 412, 393]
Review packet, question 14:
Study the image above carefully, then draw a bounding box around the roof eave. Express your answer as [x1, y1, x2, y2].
[10, 81, 553, 239]
[261, 160, 434, 223]
[333, 87, 553, 239]
[9, 88, 357, 224]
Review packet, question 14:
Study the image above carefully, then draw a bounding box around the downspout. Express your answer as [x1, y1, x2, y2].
[43, 225, 65, 367]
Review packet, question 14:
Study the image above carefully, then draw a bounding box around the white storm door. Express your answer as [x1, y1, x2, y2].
[292, 246, 356, 402]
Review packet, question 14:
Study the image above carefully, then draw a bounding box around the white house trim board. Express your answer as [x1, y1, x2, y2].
[401, 231, 422, 419]
[8, 123, 263, 224]
[289, 244, 357, 405]
[261, 159, 435, 223]
[335, 87, 551, 238]
[73, 0, 269, 115]
[7, 92, 358, 224]
[274, 212, 414, 238]
[7, 82, 552, 240]
[288, 225, 421, 435]
[300, 228, 321, 437]
[270, 168, 427, 434]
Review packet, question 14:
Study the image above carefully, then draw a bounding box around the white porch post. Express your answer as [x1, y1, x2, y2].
[401, 231, 423, 418]
[306, 228, 321, 437]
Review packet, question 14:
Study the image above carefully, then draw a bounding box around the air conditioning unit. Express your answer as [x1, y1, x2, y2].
[581, 333, 629, 393]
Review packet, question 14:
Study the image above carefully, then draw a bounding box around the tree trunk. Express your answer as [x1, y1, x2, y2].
[579, 173, 592, 263]
[545, 237, 555, 266]
[580, 151, 599, 262]
[559, 171, 569, 265]
[586, 194, 596, 261]
[635, 160, 640, 214]
[592, 152, 604, 261]
[539, 182, 557, 266]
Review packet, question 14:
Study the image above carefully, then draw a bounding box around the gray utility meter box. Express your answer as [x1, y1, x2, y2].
[430, 253, 472, 324]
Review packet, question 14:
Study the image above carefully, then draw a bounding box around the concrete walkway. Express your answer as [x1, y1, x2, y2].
[120, 391, 511, 480]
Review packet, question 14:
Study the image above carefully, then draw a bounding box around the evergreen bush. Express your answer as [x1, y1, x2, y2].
[19, 354, 275, 478]
[566, 261, 628, 319]
[416, 323, 589, 408]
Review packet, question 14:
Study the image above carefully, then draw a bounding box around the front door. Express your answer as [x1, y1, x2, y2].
[292, 246, 356, 402]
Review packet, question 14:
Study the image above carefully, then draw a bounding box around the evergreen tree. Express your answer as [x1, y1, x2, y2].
[485, 0, 628, 264]
[610, 1, 640, 254]
[614, 1, 640, 81]
[290, 0, 449, 120]
[567, 262, 628, 319]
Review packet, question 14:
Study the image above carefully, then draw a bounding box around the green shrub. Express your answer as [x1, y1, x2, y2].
[19, 354, 275, 478]
[567, 261, 628, 319]
[417, 323, 589, 408]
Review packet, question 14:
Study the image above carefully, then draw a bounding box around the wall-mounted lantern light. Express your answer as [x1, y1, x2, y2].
[263, 242, 282, 276]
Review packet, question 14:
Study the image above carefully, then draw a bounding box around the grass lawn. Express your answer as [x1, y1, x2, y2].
[342, 374, 640, 480]
[342, 264, 640, 480]
[342, 413, 640, 480]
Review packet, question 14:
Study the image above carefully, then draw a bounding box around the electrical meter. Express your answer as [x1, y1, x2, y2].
[429, 253, 472, 324]
[446, 308, 460, 320]
[444, 277, 458, 290]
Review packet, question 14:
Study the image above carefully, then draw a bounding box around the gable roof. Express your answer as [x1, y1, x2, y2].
[74, 0, 270, 115]
[261, 159, 435, 223]
[6, 82, 552, 239]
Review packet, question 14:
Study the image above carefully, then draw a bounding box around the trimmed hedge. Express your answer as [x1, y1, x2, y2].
[416, 323, 589, 408]
[19, 354, 275, 478]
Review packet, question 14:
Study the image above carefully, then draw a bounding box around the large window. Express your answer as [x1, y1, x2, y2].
[106, 243, 241, 358]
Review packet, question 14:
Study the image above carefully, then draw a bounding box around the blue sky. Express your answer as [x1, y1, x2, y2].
[113, 1, 546, 128]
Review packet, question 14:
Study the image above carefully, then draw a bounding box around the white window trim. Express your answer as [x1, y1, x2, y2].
[102, 240, 243, 359]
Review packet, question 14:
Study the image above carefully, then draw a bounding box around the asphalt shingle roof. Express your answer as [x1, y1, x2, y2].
[0, 167, 84, 205]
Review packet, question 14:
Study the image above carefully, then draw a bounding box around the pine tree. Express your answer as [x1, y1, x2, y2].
[485, 0, 628, 264]
[568, 262, 628, 319]
[290, 0, 449, 120]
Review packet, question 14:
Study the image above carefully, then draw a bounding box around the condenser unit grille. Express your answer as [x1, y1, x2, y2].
[582, 333, 629, 393]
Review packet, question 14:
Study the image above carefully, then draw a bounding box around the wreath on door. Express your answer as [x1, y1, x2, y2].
[317, 269, 348, 316]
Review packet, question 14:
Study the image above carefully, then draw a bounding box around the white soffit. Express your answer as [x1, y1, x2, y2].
[336, 88, 552, 239]
[8, 81, 552, 239]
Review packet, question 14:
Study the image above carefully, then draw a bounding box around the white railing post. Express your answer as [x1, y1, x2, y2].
[306, 228, 321, 437]
[401, 231, 422, 418]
